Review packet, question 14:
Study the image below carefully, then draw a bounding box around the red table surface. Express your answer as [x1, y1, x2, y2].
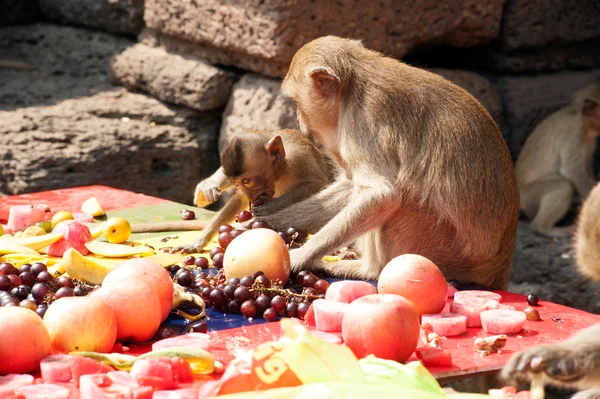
[2, 186, 600, 382]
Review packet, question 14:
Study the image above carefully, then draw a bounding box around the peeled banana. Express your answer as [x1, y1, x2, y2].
[62, 248, 125, 285]
[11, 233, 63, 251]
[84, 240, 154, 258]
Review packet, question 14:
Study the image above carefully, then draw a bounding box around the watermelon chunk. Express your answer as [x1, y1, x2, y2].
[449, 297, 499, 327]
[421, 313, 467, 337]
[153, 388, 197, 399]
[70, 355, 114, 387]
[72, 213, 94, 224]
[447, 283, 458, 298]
[309, 330, 344, 345]
[47, 221, 92, 257]
[480, 309, 527, 334]
[454, 290, 502, 304]
[303, 304, 316, 327]
[6, 205, 48, 232]
[0, 374, 34, 399]
[14, 383, 70, 399]
[151, 333, 210, 351]
[325, 281, 377, 303]
[40, 355, 74, 383]
[415, 347, 453, 367]
[312, 299, 350, 332]
[130, 358, 175, 391]
[79, 372, 153, 399]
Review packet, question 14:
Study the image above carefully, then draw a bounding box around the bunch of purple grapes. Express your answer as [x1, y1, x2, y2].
[0, 262, 91, 318]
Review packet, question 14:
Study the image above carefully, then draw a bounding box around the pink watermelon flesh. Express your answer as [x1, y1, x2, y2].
[309, 330, 344, 345]
[313, 299, 350, 332]
[70, 356, 114, 387]
[72, 213, 94, 223]
[0, 374, 35, 399]
[7, 205, 47, 232]
[449, 298, 499, 327]
[454, 290, 502, 304]
[79, 373, 153, 399]
[152, 388, 197, 399]
[14, 383, 70, 399]
[40, 355, 74, 383]
[421, 312, 467, 337]
[129, 358, 175, 391]
[325, 281, 377, 303]
[415, 347, 453, 367]
[480, 309, 527, 334]
[47, 221, 92, 257]
[151, 333, 210, 352]
[447, 284, 458, 298]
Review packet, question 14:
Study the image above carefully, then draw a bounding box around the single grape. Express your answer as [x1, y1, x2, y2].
[176, 270, 194, 287]
[286, 227, 298, 239]
[303, 287, 318, 296]
[251, 220, 270, 230]
[288, 227, 307, 243]
[228, 277, 240, 287]
[20, 299, 37, 312]
[302, 274, 319, 288]
[195, 257, 209, 268]
[241, 300, 257, 317]
[30, 263, 47, 277]
[271, 295, 286, 311]
[210, 247, 224, 259]
[524, 306, 541, 321]
[201, 287, 213, 301]
[278, 231, 291, 244]
[20, 264, 32, 273]
[223, 284, 236, 299]
[254, 275, 271, 288]
[228, 299, 241, 314]
[230, 229, 245, 240]
[26, 294, 38, 304]
[183, 321, 208, 334]
[255, 295, 271, 315]
[183, 256, 196, 266]
[212, 253, 224, 269]
[296, 270, 310, 285]
[236, 210, 253, 223]
[286, 302, 298, 318]
[11, 286, 29, 301]
[156, 326, 177, 340]
[313, 279, 329, 295]
[56, 275, 74, 289]
[55, 287, 75, 299]
[36, 271, 53, 284]
[169, 265, 181, 276]
[181, 209, 196, 220]
[219, 224, 234, 234]
[74, 285, 88, 297]
[210, 289, 227, 311]
[36, 303, 48, 317]
[0, 275, 11, 291]
[2, 295, 19, 307]
[32, 283, 51, 302]
[240, 275, 254, 288]
[8, 274, 22, 289]
[526, 294, 539, 307]
[218, 232, 233, 249]
[234, 286, 251, 303]
[18, 272, 35, 288]
[0, 263, 17, 276]
[215, 283, 224, 290]
[263, 307, 278, 322]
[297, 302, 310, 320]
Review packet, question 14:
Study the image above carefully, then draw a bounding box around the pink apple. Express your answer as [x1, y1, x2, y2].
[342, 294, 420, 362]
[47, 221, 92, 257]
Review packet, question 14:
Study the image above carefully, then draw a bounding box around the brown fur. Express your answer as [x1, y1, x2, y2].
[501, 182, 600, 398]
[247, 36, 519, 290]
[516, 83, 600, 238]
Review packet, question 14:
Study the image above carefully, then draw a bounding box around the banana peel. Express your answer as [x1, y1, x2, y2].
[48, 260, 66, 277]
[11, 233, 63, 251]
[0, 254, 59, 269]
[0, 238, 39, 255]
[62, 248, 125, 285]
[84, 240, 154, 258]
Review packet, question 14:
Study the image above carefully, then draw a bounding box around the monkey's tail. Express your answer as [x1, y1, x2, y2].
[130, 220, 210, 234]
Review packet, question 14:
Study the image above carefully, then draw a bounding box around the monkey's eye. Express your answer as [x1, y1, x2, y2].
[242, 178, 251, 185]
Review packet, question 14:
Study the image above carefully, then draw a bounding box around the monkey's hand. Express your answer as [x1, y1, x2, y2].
[194, 179, 221, 208]
[169, 238, 209, 255]
[501, 345, 588, 388]
[289, 246, 318, 274]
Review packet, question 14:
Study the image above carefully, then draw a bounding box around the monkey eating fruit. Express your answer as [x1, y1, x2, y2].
[501, 181, 600, 399]
[131, 128, 331, 254]
[244, 36, 520, 290]
[515, 83, 600, 238]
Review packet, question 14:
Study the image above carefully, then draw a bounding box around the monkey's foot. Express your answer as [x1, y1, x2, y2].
[317, 259, 378, 281]
[169, 244, 203, 255]
[572, 388, 600, 399]
[501, 345, 586, 387]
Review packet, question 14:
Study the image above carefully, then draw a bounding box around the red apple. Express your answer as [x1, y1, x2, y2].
[0, 306, 51, 374]
[342, 294, 420, 362]
[47, 221, 92, 257]
[43, 296, 117, 353]
[377, 254, 448, 316]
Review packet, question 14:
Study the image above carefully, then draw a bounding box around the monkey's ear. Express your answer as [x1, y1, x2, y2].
[308, 66, 340, 96]
[583, 99, 599, 117]
[266, 135, 286, 163]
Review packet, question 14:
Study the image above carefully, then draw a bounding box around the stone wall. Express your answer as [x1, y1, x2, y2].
[1, 0, 600, 314]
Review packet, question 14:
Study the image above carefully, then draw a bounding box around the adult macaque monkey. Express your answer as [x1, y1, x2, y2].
[137, 128, 331, 253]
[501, 182, 600, 399]
[515, 83, 600, 238]
[248, 36, 520, 290]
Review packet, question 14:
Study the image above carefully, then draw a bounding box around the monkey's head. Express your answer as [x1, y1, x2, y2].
[281, 36, 366, 149]
[576, 84, 600, 138]
[221, 133, 286, 202]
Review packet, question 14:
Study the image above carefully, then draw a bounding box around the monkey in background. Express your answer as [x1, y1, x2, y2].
[244, 36, 519, 290]
[515, 83, 600, 238]
[501, 181, 600, 399]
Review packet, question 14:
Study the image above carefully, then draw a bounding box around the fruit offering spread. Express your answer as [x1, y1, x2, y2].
[0, 198, 548, 398]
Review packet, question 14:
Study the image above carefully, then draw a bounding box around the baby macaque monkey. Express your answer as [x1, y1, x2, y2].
[515, 83, 600, 238]
[246, 36, 520, 290]
[501, 182, 600, 399]
[149, 128, 331, 254]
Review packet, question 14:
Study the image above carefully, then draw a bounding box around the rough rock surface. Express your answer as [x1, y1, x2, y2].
[0, 89, 220, 203]
[0, 0, 40, 27]
[219, 69, 503, 152]
[111, 43, 238, 112]
[500, 0, 600, 51]
[40, 0, 144, 35]
[496, 69, 600, 160]
[0, 24, 132, 110]
[143, 0, 504, 77]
